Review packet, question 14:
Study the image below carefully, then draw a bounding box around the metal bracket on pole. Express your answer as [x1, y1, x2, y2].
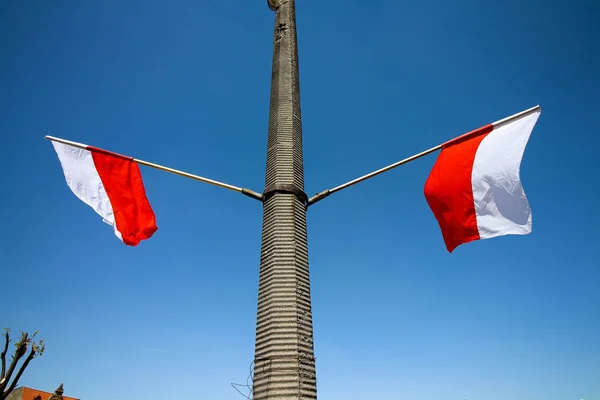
[306, 190, 330, 207]
[242, 188, 264, 202]
[263, 183, 308, 205]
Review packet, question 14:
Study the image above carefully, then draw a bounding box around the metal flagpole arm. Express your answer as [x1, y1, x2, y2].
[306, 144, 442, 207]
[306, 105, 541, 208]
[132, 158, 264, 201]
[45, 135, 264, 202]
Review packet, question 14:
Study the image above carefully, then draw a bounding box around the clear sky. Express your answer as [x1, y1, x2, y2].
[2, 1, 599, 399]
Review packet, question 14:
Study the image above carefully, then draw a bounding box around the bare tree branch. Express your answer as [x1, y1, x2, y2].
[0, 332, 28, 394]
[0, 330, 44, 400]
[4, 343, 37, 396]
[0, 329, 9, 380]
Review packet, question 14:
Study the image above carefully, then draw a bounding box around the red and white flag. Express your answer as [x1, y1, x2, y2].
[51, 139, 158, 246]
[424, 107, 541, 252]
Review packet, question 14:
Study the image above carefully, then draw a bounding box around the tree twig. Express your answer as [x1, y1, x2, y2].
[0, 329, 9, 380]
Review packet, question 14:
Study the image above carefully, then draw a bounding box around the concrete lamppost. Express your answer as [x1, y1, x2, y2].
[252, 1, 317, 399]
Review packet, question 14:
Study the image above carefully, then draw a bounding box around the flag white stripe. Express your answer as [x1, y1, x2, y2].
[52, 142, 122, 241]
[472, 110, 540, 239]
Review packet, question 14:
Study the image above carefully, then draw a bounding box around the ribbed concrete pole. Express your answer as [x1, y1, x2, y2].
[252, 0, 317, 399]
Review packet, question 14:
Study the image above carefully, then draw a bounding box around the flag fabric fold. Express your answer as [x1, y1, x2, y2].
[424, 108, 541, 252]
[51, 140, 158, 246]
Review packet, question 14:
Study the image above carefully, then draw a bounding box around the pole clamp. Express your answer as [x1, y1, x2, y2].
[263, 183, 308, 205]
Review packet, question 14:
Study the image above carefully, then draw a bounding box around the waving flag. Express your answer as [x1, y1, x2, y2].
[50, 138, 158, 246]
[424, 107, 541, 252]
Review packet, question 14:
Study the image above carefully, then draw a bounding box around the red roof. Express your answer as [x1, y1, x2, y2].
[18, 387, 79, 400]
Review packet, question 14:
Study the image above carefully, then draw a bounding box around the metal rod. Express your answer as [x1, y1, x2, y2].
[131, 158, 243, 192]
[307, 105, 541, 207]
[307, 144, 442, 206]
[45, 135, 90, 150]
[442, 105, 541, 147]
[493, 104, 540, 129]
[45, 135, 263, 201]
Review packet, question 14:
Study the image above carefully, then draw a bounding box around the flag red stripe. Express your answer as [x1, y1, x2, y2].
[442, 123, 493, 148]
[88, 146, 134, 161]
[424, 124, 493, 252]
[91, 151, 157, 246]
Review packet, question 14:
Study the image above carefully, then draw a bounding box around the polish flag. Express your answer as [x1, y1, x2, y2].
[50, 138, 158, 246]
[424, 107, 541, 252]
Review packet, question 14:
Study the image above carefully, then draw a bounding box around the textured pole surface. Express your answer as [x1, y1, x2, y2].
[252, 0, 317, 399]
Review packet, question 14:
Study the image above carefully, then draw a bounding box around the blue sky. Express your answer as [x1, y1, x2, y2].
[1, 0, 599, 399]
